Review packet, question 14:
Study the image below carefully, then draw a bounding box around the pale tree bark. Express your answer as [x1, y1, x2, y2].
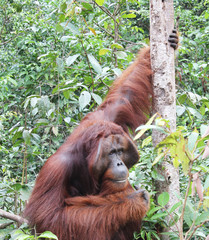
[150, 0, 180, 238]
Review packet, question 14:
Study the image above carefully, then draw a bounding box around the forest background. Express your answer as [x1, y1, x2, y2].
[0, 0, 209, 239]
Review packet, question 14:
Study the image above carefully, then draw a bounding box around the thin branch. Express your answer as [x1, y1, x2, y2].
[186, 220, 209, 240]
[80, 40, 95, 91]
[0, 33, 20, 45]
[93, 21, 114, 38]
[0, 222, 13, 229]
[92, 1, 116, 22]
[0, 209, 28, 225]
[179, 160, 193, 238]
[162, 206, 180, 237]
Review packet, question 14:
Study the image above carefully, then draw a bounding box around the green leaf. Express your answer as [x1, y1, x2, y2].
[176, 105, 186, 116]
[30, 97, 38, 107]
[60, 2, 67, 12]
[95, 0, 105, 6]
[169, 201, 181, 213]
[151, 232, 161, 240]
[184, 203, 195, 227]
[91, 93, 102, 105]
[81, 2, 93, 10]
[63, 90, 71, 99]
[99, 48, 110, 56]
[36, 119, 49, 126]
[111, 43, 124, 49]
[66, 54, 80, 66]
[147, 206, 162, 217]
[55, 24, 63, 32]
[87, 54, 102, 74]
[158, 192, 169, 206]
[60, 36, 71, 42]
[52, 126, 58, 136]
[204, 175, 209, 190]
[195, 211, 209, 225]
[64, 117, 71, 124]
[152, 152, 165, 166]
[115, 51, 127, 59]
[187, 107, 202, 119]
[8, 78, 18, 86]
[134, 125, 166, 141]
[122, 13, 136, 18]
[15, 234, 32, 240]
[134, 113, 158, 140]
[38, 231, 58, 239]
[112, 68, 122, 76]
[188, 131, 199, 151]
[61, 22, 79, 35]
[56, 58, 64, 74]
[79, 91, 91, 110]
[147, 232, 151, 240]
[142, 136, 152, 148]
[200, 124, 209, 137]
[150, 212, 168, 220]
[20, 186, 30, 201]
[23, 130, 30, 144]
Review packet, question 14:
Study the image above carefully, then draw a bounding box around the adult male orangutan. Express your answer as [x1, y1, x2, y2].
[24, 31, 178, 240]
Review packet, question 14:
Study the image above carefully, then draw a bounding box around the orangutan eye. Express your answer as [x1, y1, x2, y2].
[117, 149, 124, 155]
[109, 149, 116, 156]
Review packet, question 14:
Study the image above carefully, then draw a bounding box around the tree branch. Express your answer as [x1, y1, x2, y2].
[0, 221, 13, 229]
[186, 220, 209, 240]
[0, 209, 28, 225]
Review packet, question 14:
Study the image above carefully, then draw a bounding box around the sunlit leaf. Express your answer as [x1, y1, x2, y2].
[66, 54, 80, 66]
[87, 54, 102, 74]
[111, 43, 124, 49]
[176, 105, 186, 116]
[23, 130, 30, 144]
[112, 68, 122, 76]
[115, 51, 127, 59]
[188, 131, 199, 151]
[89, 27, 96, 36]
[95, 0, 105, 6]
[79, 91, 91, 110]
[99, 48, 110, 56]
[91, 93, 102, 105]
[200, 124, 209, 137]
[64, 117, 71, 124]
[152, 152, 165, 166]
[142, 136, 152, 148]
[38, 231, 58, 239]
[30, 97, 38, 107]
[52, 126, 58, 136]
[56, 58, 64, 74]
[122, 13, 136, 18]
[134, 113, 158, 140]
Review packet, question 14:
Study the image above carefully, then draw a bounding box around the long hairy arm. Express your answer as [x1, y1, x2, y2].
[64, 189, 149, 240]
[98, 47, 152, 133]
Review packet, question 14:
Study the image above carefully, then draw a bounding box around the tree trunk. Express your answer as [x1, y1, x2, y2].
[150, 0, 180, 238]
